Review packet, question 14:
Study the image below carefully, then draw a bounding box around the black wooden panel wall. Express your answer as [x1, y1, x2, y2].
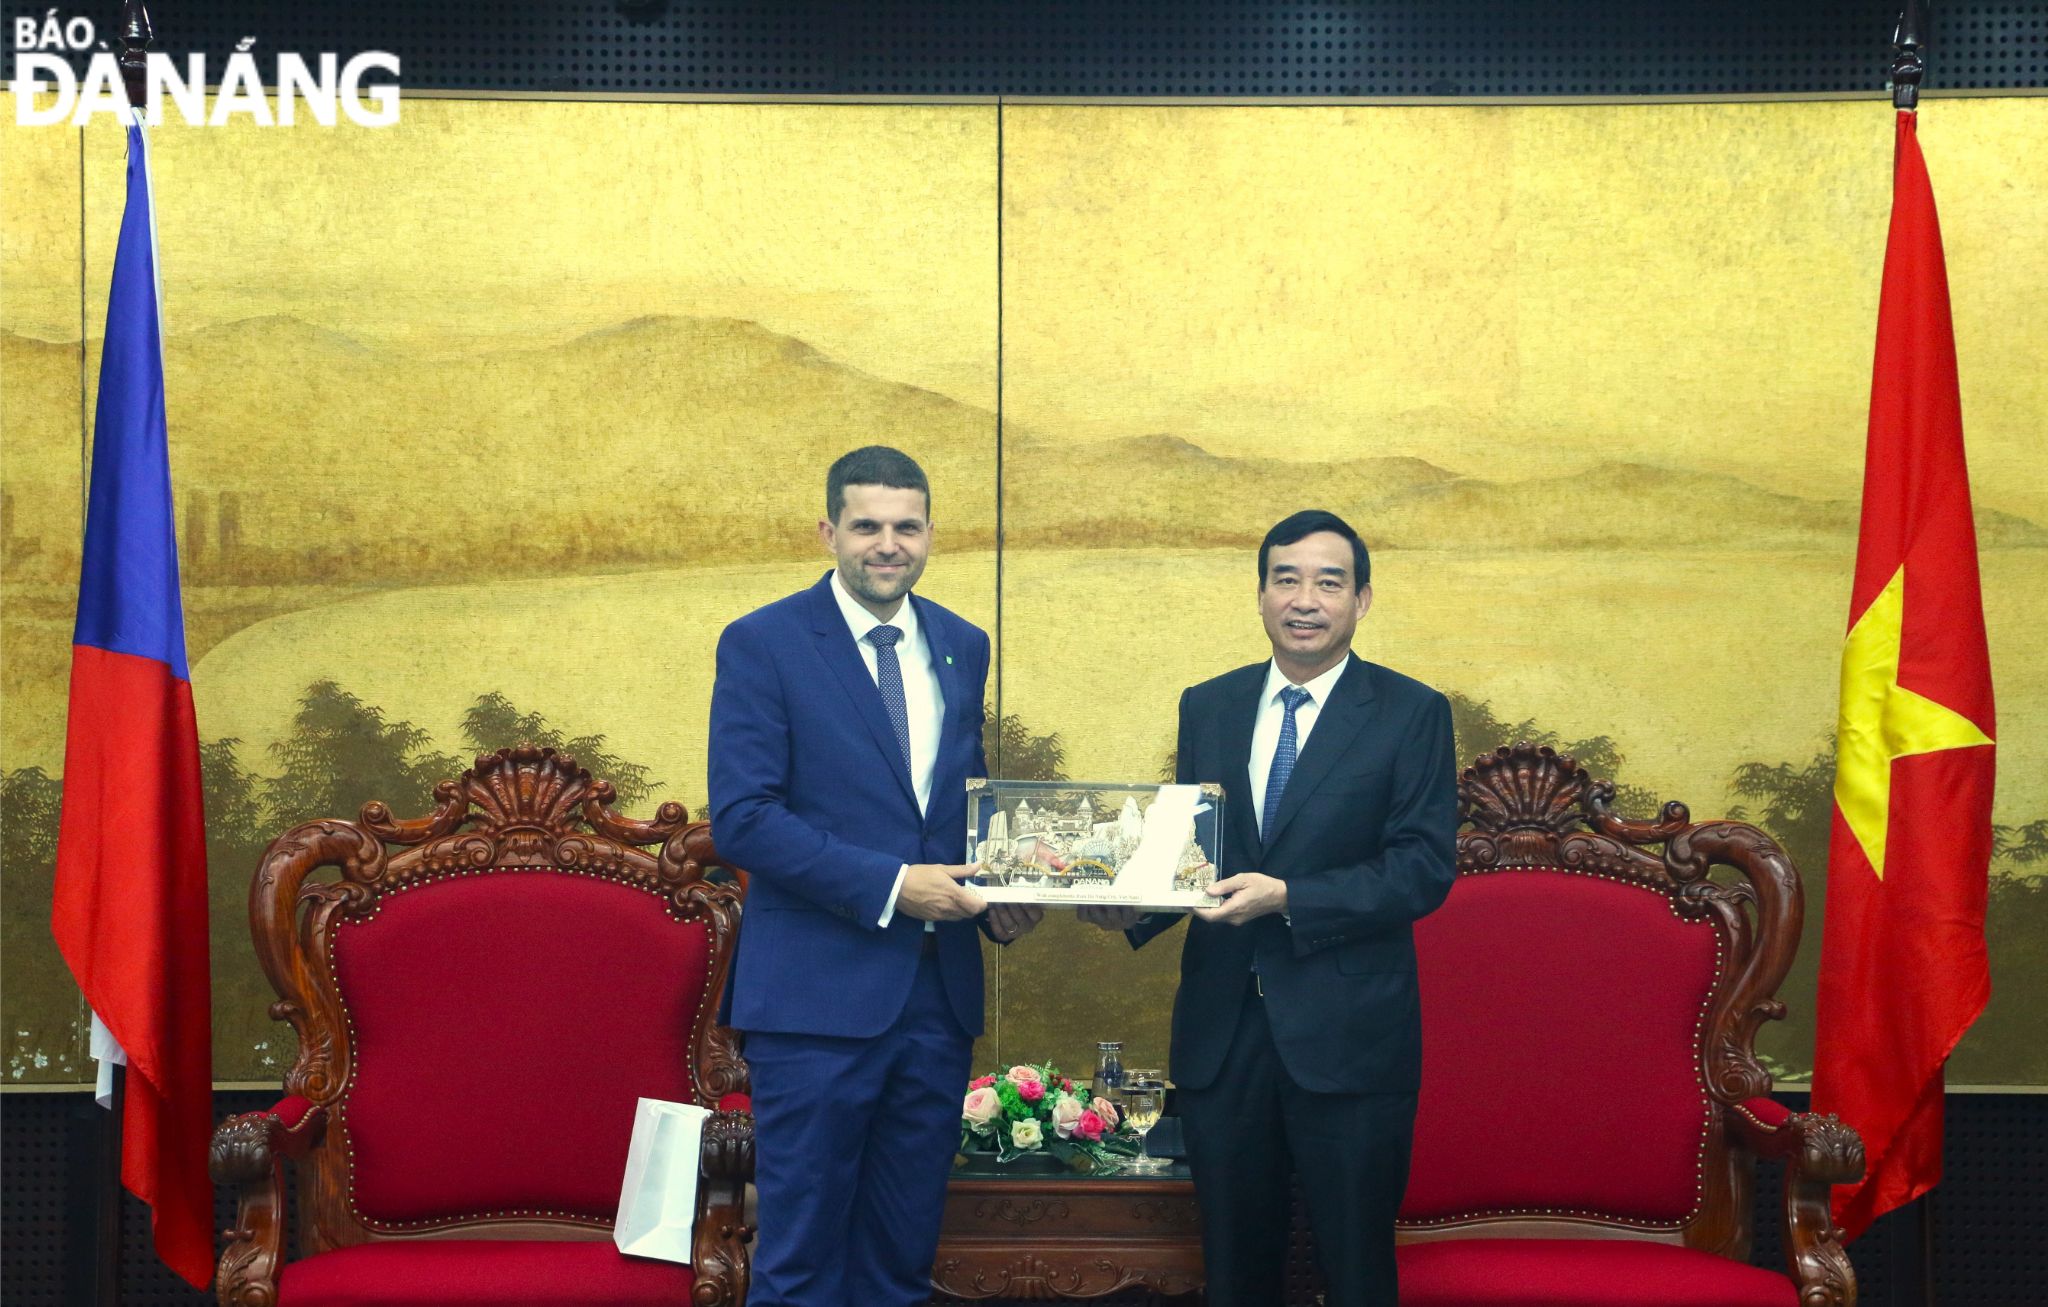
[2, 1089, 2044, 1305]
[3, 2, 2045, 96]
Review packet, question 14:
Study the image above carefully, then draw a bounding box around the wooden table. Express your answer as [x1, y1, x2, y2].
[932, 1158, 1204, 1300]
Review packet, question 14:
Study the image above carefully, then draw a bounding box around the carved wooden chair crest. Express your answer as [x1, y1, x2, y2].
[210, 746, 754, 1307]
[1396, 744, 1865, 1307]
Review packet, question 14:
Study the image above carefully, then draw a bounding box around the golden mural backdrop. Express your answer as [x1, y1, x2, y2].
[1, 95, 2042, 1088]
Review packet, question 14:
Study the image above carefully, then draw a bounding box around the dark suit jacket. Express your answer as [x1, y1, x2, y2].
[708, 572, 991, 1040]
[1132, 655, 1457, 1095]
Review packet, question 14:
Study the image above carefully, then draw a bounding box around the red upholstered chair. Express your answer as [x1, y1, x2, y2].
[1397, 744, 1865, 1307]
[210, 746, 754, 1307]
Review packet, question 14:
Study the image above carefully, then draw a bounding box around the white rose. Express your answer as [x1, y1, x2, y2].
[1010, 1118, 1044, 1149]
[1049, 1094, 1086, 1139]
[962, 1086, 1001, 1128]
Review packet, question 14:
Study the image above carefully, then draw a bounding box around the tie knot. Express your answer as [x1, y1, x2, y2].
[868, 625, 902, 649]
[1279, 686, 1312, 711]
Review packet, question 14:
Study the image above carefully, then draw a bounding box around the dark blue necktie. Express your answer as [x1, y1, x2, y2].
[868, 625, 913, 774]
[1261, 686, 1312, 843]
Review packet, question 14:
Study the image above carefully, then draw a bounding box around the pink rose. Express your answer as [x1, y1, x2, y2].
[1005, 1065, 1043, 1087]
[962, 1086, 1000, 1127]
[970, 1075, 997, 1089]
[1019, 1079, 1045, 1103]
[1076, 1110, 1105, 1142]
[1090, 1097, 1120, 1130]
[1061, 1078, 1074, 1092]
[1049, 1094, 1086, 1139]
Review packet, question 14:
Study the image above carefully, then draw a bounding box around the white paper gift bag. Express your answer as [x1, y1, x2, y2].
[613, 1096, 713, 1263]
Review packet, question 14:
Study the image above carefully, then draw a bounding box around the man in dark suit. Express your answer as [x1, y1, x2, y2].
[1082, 509, 1457, 1307]
[709, 446, 1041, 1307]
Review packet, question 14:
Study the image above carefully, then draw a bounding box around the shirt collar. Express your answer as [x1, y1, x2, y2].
[1261, 653, 1351, 709]
[830, 568, 920, 646]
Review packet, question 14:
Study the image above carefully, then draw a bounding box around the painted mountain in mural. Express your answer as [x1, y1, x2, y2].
[4, 316, 2042, 598]
[1, 314, 1000, 586]
[1002, 431, 2048, 553]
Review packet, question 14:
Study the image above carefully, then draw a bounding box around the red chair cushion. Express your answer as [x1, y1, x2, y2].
[279, 1240, 693, 1306]
[1739, 1095, 1793, 1129]
[1398, 1238, 1798, 1307]
[270, 1095, 316, 1129]
[332, 871, 713, 1224]
[1405, 870, 1721, 1224]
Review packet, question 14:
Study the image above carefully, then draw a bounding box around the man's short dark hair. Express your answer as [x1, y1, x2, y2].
[826, 446, 931, 523]
[1258, 510, 1371, 590]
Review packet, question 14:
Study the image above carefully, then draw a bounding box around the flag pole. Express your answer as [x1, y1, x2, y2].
[1885, 10, 1939, 1303]
[1890, 1, 1926, 112]
[79, 9, 157, 1307]
[95, 1066, 126, 1306]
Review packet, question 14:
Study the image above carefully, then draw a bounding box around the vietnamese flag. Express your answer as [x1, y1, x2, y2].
[49, 112, 216, 1289]
[1813, 108, 1996, 1244]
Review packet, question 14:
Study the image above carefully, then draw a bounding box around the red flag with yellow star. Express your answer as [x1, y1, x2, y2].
[1812, 109, 1996, 1244]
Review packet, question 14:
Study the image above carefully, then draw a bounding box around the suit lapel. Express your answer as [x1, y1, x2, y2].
[1262, 657, 1376, 852]
[912, 592, 964, 793]
[806, 575, 918, 808]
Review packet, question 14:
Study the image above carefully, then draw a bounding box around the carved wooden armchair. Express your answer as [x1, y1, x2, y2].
[210, 746, 754, 1307]
[1395, 744, 1864, 1307]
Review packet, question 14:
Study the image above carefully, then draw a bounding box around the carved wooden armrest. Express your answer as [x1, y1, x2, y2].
[1728, 1100, 1864, 1307]
[690, 1108, 756, 1307]
[209, 1098, 326, 1307]
[212, 1096, 325, 1179]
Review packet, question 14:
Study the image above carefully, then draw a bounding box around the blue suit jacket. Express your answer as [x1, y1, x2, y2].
[708, 572, 991, 1039]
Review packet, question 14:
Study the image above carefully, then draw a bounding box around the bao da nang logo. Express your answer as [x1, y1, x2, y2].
[11, 11, 400, 126]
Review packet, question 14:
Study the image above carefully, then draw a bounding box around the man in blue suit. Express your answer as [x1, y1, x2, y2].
[709, 446, 1041, 1307]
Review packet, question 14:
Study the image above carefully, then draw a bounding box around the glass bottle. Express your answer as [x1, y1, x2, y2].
[1095, 1040, 1124, 1093]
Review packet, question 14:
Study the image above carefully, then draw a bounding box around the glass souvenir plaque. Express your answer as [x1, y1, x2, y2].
[964, 779, 1224, 909]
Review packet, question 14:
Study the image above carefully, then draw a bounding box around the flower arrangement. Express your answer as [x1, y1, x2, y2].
[957, 1061, 1143, 1173]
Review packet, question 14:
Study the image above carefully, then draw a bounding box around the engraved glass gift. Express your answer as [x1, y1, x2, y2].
[965, 779, 1224, 909]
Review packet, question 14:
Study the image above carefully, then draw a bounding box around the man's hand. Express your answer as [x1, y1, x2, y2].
[898, 863, 988, 922]
[985, 903, 1044, 943]
[1076, 905, 1146, 932]
[1193, 873, 1288, 925]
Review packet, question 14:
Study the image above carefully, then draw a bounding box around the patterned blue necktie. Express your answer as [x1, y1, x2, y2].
[868, 625, 913, 775]
[1261, 686, 1313, 843]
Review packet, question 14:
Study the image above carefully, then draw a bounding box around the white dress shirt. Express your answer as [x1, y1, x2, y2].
[1247, 654, 1352, 833]
[829, 570, 945, 928]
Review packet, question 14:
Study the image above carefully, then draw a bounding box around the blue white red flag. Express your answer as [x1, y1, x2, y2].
[49, 111, 215, 1290]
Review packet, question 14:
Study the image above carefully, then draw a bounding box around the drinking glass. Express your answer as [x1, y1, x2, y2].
[1119, 1069, 1170, 1173]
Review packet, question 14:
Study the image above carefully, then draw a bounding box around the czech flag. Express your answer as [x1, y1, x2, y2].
[49, 112, 216, 1289]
